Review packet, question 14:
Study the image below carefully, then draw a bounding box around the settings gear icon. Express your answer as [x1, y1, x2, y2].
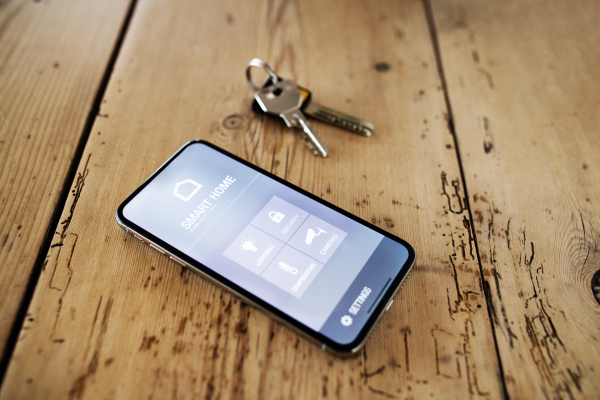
[340, 315, 353, 327]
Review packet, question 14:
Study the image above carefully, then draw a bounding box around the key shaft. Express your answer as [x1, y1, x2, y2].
[303, 101, 374, 137]
[282, 111, 328, 158]
[254, 79, 328, 158]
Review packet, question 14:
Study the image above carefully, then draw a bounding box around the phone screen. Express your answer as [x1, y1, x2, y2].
[117, 141, 415, 352]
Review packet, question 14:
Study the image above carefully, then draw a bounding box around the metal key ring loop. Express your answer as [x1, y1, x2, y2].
[246, 58, 280, 92]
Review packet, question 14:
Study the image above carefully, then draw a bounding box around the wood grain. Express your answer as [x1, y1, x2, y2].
[431, 0, 600, 398]
[1, 0, 504, 398]
[0, 0, 132, 359]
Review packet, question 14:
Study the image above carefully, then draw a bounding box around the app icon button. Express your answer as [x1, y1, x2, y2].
[341, 315, 353, 327]
[250, 196, 309, 242]
[173, 179, 202, 202]
[261, 246, 324, 298]
[269, 211, 285, 223]
[240, 240, 257, 252]
[278, 261, 298, 274]
[288, 215, 347, 263]
[305, 227, 327, 245]
[223, 225, 284, 275]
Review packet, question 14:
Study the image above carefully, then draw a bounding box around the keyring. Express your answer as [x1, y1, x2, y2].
[246, 58, 280, 92]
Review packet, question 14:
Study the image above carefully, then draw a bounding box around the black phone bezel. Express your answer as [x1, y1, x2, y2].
[116, 140, 416, 353]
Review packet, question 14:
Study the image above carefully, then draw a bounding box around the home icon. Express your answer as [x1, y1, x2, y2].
[173, 179, 202, 202]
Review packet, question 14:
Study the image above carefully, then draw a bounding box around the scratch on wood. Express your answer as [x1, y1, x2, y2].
[367, 386, 396, 398]
[513, 227, 585, 396]
[524, 242, 535, 267]
[49, 233, 78, 292]
[433, 336, 440, 375]
[68, 297, 113, 400]
[50, 233, 78, 339]
[566, 367, 582, 392]
[450, 256, 463, 306]
[449, 232, 457, 259]
[463, 341, 474, 395]
[473, 375, 491, 396]
[486, 206, 498, 266]
[48, 152, 91, 279]
[482, 116, 495, 154]
[431, 328, 456, 379]
[579, 212, 585, 253]
[401, 327, 410, 374]
[441, 171, 467, 214]
[494, 268, 518, 348]
[362, 346, 368, 383]
[506, 218, 511, 250]
[459, 238, 467, 261]
[462, 216, 475, 260]
[477, 67, 495, 89]
[81, 296, 103, 362]
[361, 365, 386, 380]
[48, 154, 90, 292]
[446, 288, 456, 321]
[487, 205, 495, 241]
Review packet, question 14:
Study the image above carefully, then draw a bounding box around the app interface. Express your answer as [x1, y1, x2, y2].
[123, 143, 410, 345]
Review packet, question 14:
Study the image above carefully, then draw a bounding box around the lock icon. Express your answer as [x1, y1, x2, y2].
[269, 211, 285, 223]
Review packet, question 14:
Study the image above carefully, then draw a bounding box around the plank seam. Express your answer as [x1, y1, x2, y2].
[421, 0, 510, 398]
[0, 0, 140, 388]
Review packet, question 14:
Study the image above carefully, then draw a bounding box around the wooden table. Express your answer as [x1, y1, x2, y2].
[1, 0, 599, 398]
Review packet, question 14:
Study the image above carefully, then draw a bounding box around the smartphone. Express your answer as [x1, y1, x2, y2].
[116, 140, 415, 354]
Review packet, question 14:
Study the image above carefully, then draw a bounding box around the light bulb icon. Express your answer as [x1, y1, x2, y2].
[240, 240, 257, 252]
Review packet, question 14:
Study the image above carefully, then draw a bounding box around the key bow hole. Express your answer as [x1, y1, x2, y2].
[264, 86, 283, 100]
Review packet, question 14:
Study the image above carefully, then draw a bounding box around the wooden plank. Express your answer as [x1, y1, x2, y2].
[1, 0, 504, 398]
[430, 0, 600, 398]
[0, 0, 133, 360]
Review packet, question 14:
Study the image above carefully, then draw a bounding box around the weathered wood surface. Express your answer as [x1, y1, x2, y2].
[0, 0, 506, 398]
[0, 0, 132, 360]
[431, 0, 600, 398]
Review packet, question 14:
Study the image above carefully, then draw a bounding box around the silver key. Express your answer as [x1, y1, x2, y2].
[303, 101, 374, 137]
[246, 59, 372, 137]
[255, 79, 327, 158]
[249, 67, 328, 157]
